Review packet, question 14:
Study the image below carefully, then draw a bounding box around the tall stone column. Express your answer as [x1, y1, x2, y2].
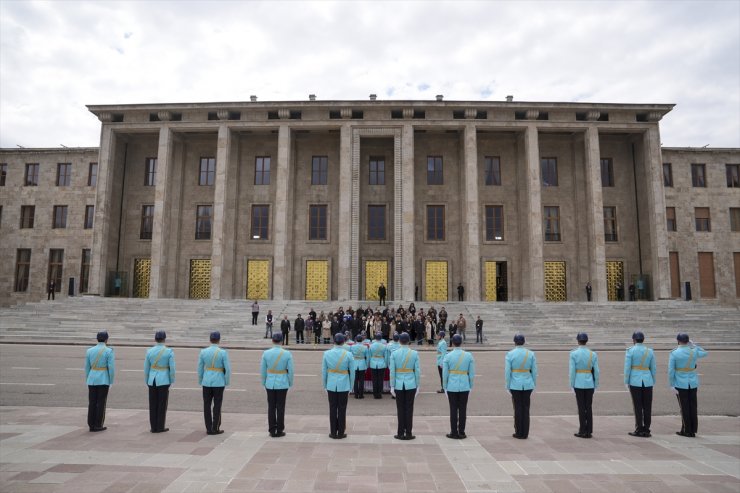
[272, 125, 293, 300]
[392, 130, 403, 300]
[401, 124, 416, 301]
[643, 125, 670, 300]
[337, 123, 354, 300]
[211, 125, 238, 299]
[462, 124, 481, 301]
[89, 124, 117, 296]
[520, 124, 544, 301]
[150, 126, 174, 298]
[584, 126, 607, 302]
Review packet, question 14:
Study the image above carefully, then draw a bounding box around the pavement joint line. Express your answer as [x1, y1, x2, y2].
[0, 382, 55, 386]
[11, 367, 40, 370]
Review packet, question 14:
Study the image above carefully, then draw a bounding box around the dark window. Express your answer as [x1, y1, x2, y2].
[47, 249, 64, 292]
[88, 163, 98, 187]
[0, 163, 7, 186]
[309, 205, 328, 240]
[727, 164, 740, 188]
[695, 207, 711, 232]
[730, 208, 740, 232]
[600, 158, 614, 187]
[56, 163, 71, 186]
[369, 157, 385, 185]
[196, 205, 213, 239]
[25, 163, 39, 186]
[427, 156, 443, 185]
[603, 206, 618, 242]
[251, 205, 269, 240]
[144, 158, 157, 186]
[485, 205, 504, 241]
[666, 207, 677, 232]
[52, 205, 68, 229]
[20, 205, 35, 229]
[255, 156, 271, 185]
[541, 158, 558, 186]
[199, 157, 216, 186]
[663, 163, 673, 187]
[140, 205, 154, 239]
[80, 249, 91, 293]
[84, 205, 94, 229]
[544, 206, 561, 241]
[14, 249, 31, 292]
[311, 156, 328, 185]
[484, 157, 501, 186]
[367, 205, 386, 240]
[426, 205, 445, 241]
[691, 163, 706, 187]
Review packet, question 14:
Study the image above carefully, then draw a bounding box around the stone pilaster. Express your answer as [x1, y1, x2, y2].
[392, 130, 403, 300]
[401, 124, 416, 300]
[584, 126, 607, 302]
[272, 125, 292, 300]
[338, 123, 354, 300]
[211, 125, 238, 299]
[462, 124, 481, 301]
[149, 126, 174, 298]
[89, 125, 116, 296]
[520, 124, 544, 301]
[643, 125, 671, 300]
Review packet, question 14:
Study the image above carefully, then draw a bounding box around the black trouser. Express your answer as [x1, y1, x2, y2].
[327, 390, 348, 436]
[586, 292, 592, 301]
[438, 366, 443, 389]
[252, 312, 258, 325]
[458, 293, 463, 301]
[202, 386, 224, 432]
[48, 290, 55, 300]
[395, 387, 416, 437]
[371, 368, 384, 398]
[476, 329, 483, 343]
[265, 323, 273, 338]
[87, 385, 109, 430]
[379, 296, 385, 306]
[677, 387, 698, 435]
[448, 391, 469, 435]
[353, 369, 365, 398]
[282, 331, 289, 345]
[296, 330, 304, 344]
[574, 388, 594, 435]
[511, 389, 532, 438]
[266, 388, 287, 435]
[629, 384, 653, 434]
[148, 383, 170, 432]
[314, 332, 321, 344]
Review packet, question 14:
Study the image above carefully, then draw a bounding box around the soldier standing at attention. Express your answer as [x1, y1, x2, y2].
[436, 331, 447, 393]
[505, 334, 537, 439]
[198, 331, 231, 435]
[144, 330, 175, 433]
[443, 334, 475, 439]
[624, 331, 655, 437]
[669, 333, 708, 437]
[86, 331, 115, 432]
[570, 332, 599, 438]
[351, 335, 369, 399]
[322, 333, 354, 439]
[378, 283, 387, 306]
[260, 333, 294, 437]
[390, 332, 421, 440]
[369, 333, 387, 399]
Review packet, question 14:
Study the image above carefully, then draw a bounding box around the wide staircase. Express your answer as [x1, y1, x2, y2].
[1, 297, 738, 349]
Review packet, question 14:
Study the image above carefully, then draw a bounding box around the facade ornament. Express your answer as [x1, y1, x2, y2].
[525, 110, 540, 120]
[277, 109, 290, 119]
[464, 108, 478, 119]
[216, 110, 230, 121]
[586, 110, 601, 121]
[157, 111, 172, 122]
[402, 108, 414, 119]
[98, 112, 113, 123]
[647, 111, 663, 122]
[340, 108, 352, 119]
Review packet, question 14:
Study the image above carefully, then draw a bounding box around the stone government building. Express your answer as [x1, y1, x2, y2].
[1, 97, 738, 305]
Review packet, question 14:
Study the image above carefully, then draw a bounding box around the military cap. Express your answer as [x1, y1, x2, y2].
[334, 333, 345, 344]
[154, 330, 167, 341]
[676, 333, 690, 343]
[632, 331, 645, 342]
[355, 334, 363, 343]
[96, 331, 109, 342]
[451, 334, 463, 346]
[375, 333, 382, 340]
[513, 333, 525, 345]
[272, 333, 283, 343]
[399, 332, 410, 343]
[210, 331, 221, 341]
[393, 333, 400, 341]
[576, 332, 589, 342]
[438, 331, 446, 338]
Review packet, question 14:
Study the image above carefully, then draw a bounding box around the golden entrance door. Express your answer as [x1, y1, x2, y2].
[606, 261, 624, 301]
[189, 259, 211, 299]
[132, 258, 151, 298]
[425, 260, 448, 302]
[365, 260, 388, 301]
[305, 260, 329, 301]
[246, 260, 270, 299]
[484, 261, 497, 301]
[544, 261, 567, 301]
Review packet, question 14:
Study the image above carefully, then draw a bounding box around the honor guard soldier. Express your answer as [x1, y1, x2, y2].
[570, 332, 599, 438]
[389, 332, 421, 440]
[624, 331, 655, 437]
[387, 332, 400, 353]
[144, 330, 175, 433]
[505, 334, 537, 439]
[443, 334, 475, 439]
[351, 335, 369, 399]
[260, 333, 294, 437]
[198, 331, 231, 435]
[369, 333, 388, 399]
[322, 333, 354, 439]
[669, 333, 708, 437]
[85, 331, 115, 432]
[436, 331, 448, 393]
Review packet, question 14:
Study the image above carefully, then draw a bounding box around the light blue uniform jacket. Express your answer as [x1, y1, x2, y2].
[322, 346, 354, 392]
[436, 339, 448, 367]
[198, 344, 231, 387]
[569, 346, 599, 389]
[144, 344, 175, 386]
[505, 347, 537, 391]
[389, 346, 421, 390]
[351, 343, 369, 372]
[387, 341, 400, 355]
[368, 341, 388, 369]
[85, 343, 115, 386]
[260, 346, 294, 390]
[624, 344, 656, 387]
[442, 348, 475, 392]
[668, 345, 708, 389]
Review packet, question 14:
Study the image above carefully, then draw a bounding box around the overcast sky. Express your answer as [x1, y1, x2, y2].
[1, 0, 738, 149]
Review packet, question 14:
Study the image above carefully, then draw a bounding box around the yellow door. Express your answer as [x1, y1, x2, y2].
[305, 260, 328, 301]
[189, 259, 211, 299]
[544, 261, 566, 301]
[425, 261, 448, 302]
[365, 260, 388, 301]
[484, 261, 497, 301]
[246, 260, 270, 299]
[133, 258, 151, 298]
[605, 261, 624, 301]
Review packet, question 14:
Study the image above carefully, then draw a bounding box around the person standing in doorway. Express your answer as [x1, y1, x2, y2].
[86, 331, 115, 432]
[457, 283, 464, 301]
[570, 332, 599, 438]
[378, 283, 387, 306]
[585, 282, 592, 302]
[198, 331, 231, 435]
[48, 280, 56, 300]
[505, 334, 537, 439]
[624, 331, 655, 438]
[251, 300, 260, 326]
[144, 330, 175, 433]
[260, 333, 294, 437]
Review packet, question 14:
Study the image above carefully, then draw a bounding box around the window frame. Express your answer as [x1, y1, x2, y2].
[311, 156, 328, 185]
[80, 248, 92, 293]
[541, 157, 558, 187]
[369, 157, 386, 186]
[56, 163, 71, 187]
[0, 163, 7, 186]
[543, 206, 561, 241]
[367, 204, 386, 241]
[484, 156, 502, 186]
[255, 156, 271, 185]
[730, 207, 740, 232]
[484, 205, 504, 241]
[47, 249, 64, 293]
[691, 163, 706, 188]
[144, 158, 157, 186]
[426, 205, 445, 241]
[52, 205, 68, 229]
[600, 158, 614, 187]
[695, 207, 711, 232]
[20, 205, 35, 229]
[140, 204, 154, 240]
[84, 205, 95, 229]
[88, 162, 98, 187]
[666, 207, 677, 232]
[25, 163, 39, 186]
[727, 164, 740, 188]
[663, 163, 673, 187]
[603, 206, 618, 242]
[426, 156, 443, 185]
[250, 204, 270, 240]
[195, 204, 213, 240]
[198, 157, 216, 186]
[308, 204, 328, 241]
[14, 249, 31, 292]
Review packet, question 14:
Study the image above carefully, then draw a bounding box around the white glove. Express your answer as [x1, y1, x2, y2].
[673, 387, 679, 395]
[507, 389, 512, 395]
[444, 390, 448, 396]
[416, 387, 420, 397]
[390, 387, 396, 397]
[571, 388, 576, 395]
[625, 384, 629, 391]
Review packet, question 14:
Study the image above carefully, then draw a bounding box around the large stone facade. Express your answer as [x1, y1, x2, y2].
[1, 99, 738, 305]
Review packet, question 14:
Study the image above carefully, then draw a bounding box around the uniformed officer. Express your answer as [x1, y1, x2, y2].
[624, 331, 655, 437]
[144, 330, 175, 433]
[260, 333, 294, 437]
[351, 335, 369, 399]
[505, 334, 537, 439]
[387, 332, 400, 353]
[389, 332, 421, 440]
[443, 334, 475, 439]
[436, 330, 448, 393]
[569, 332, 599, 438]
[368, 333, 387, 399]
[668, 333, 708, 437]
[85, 331, 115, 432]
[322, 333, 354, 439]
[197, 331, 231, 435]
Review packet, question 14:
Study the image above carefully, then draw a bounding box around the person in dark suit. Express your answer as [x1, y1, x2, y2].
[457, 283, 464, 301]
[294, 314, 305, 344]
[48, 280, 56, 300]
[280, 316, 291, 345]
[378, 283, 387, 306]
[585, 282, 592, 301]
